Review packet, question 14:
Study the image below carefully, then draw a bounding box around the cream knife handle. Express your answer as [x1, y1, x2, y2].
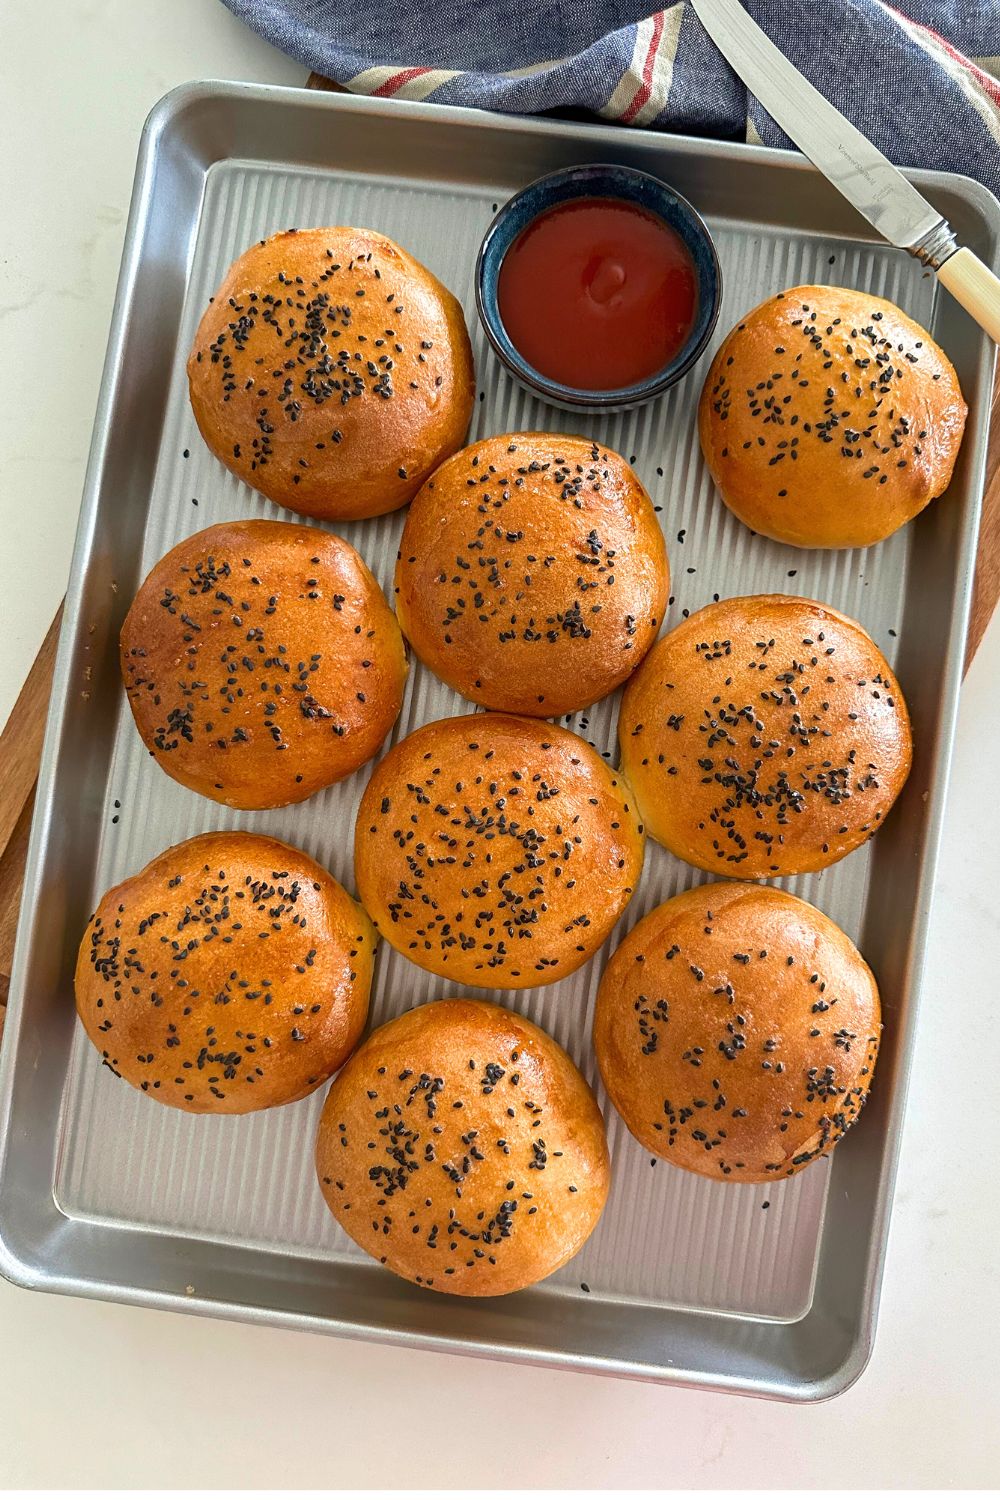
[936, 247, 1000, 343]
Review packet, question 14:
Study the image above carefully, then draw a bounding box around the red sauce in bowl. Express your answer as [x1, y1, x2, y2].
[496, 197, 698, 392]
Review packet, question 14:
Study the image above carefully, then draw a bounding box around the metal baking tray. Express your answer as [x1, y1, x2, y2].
[0, 81, 996, 1401]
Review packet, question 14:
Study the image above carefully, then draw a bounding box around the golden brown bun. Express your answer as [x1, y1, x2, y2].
[121, 520, 407, 809]
[75, 832, 375, 1114]
[354, 713, 645, 988]
[317, 999, 609, 1294]
[618, 594, 911, 877]
[394, 433, 669, 716]
[699, 285, 966, 548]
[594, 882, 881, 1182]
[187, 228, 475, 520]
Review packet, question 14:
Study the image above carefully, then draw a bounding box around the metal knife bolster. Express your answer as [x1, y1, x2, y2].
[911, 220, 959, 270]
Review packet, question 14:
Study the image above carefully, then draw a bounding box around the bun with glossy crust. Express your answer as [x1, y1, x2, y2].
[121, 520, 407, 809]
[594, 882, 881, 1182]
[394, 432, 668, 715]
[618, 593, 911, 877]
[317, 999, 610, 1294]
[187, 227, 475, 520]
[699, 284, 966, 548]
[75, 831, 374, 1113]
[355, 712, 645, 988]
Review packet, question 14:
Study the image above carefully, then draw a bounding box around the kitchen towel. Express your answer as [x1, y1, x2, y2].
[221, 0, 1000, 195]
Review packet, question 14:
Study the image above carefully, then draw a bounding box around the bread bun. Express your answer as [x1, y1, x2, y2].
[354, 712, 645, 988]
[75, 832, 374, 1113]
[594, 882, 881, 1182]
[316, 999, 609, 1294]
[394, 433, 669, 715]
[121, 520, 407, 809]
[618, 593, 911, 877]
[699, 285, 966, 548]
[187, 228, 475, 520]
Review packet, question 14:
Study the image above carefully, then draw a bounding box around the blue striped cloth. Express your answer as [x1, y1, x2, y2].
[221, 0, 1000, 196]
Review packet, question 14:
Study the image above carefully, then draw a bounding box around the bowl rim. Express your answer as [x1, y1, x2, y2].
[474, 162, 723, 410]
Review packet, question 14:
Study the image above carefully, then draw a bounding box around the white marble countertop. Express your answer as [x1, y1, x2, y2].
[2, 0, 998, 1486]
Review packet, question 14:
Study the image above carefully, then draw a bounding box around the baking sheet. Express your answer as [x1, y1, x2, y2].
[1, 82, 997, 1399]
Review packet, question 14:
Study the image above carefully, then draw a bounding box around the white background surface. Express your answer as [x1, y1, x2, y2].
[1, 0, 998, 1487]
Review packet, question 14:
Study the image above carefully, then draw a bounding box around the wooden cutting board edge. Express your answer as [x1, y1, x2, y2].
[0, 79, 997, 1041]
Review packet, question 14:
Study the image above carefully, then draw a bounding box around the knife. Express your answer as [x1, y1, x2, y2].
[689, 0, 1000, 343]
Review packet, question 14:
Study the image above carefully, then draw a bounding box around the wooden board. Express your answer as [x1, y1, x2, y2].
[969, 367, 1000, 666]
[1, 85, 998, 1043]
[0, 607, 63, 1039]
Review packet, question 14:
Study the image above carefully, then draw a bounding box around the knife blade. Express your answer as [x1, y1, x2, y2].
[689, 0, 1000, 343]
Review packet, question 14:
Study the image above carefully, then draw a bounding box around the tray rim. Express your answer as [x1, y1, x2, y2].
[1, 78, 997, 1403]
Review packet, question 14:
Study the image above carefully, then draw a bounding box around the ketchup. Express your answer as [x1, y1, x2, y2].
[497, 197, 698, 391]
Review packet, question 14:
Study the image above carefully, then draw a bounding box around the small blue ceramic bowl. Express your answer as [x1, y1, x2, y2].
[475, 163, 722, 412]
